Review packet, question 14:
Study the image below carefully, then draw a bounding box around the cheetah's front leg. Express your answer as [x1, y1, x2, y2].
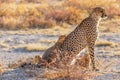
[88, 42, 98, 71]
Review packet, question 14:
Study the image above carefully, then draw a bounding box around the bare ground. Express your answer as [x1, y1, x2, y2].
[0, 20, 120, 80]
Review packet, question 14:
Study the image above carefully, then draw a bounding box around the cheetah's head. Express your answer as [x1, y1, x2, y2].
[90, 7, 107, 20]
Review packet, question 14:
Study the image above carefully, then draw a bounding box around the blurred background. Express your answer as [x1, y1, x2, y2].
[0, 0, 120, 29]
[0, 0, 120, 79]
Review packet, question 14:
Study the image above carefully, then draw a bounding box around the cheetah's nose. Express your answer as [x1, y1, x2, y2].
[105, 14, 107, 17]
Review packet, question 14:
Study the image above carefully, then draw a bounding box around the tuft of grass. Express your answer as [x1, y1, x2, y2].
[43, 67, 96, 80]
[42, 52, 96, 79]
[116, 47, 120, 51]
[113, 51, 120, 56]
[0, 63, 8, 74]
[43, 70, 68, 79]
[8, 55, 42, 69]
[96, 58, 118, 72]
[95, 40, 117, 47]
[0, 41, 9, 48]
[0, 67, 5, 73]
[0, 0, 120, 29]
[39, 39, 57, 44]
[23, 44, 49, 52]
[8, 60, 23, 69]
[75, 53, 90, 69]
[0, 64, 4, 73]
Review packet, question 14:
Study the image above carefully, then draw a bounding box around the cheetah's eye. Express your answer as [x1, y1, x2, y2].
[100, 10, 103, 13]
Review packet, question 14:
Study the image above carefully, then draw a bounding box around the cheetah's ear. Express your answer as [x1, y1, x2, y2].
[88, 7, 105, 14]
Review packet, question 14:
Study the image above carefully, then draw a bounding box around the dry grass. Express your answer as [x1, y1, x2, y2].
[96, 58, 118, 72]
[43, 67, 96, 80]
[41, 53, 96, 79]
[95, 40, 117, 47]
[0, 68, 4, 73]
[65, 0, 120, 16]
[0, 27, 72, 36]
[8, 55, 42, 69]
[116, 47, 120, 51]
[8, 60, 23, 69]
[100, 19, 120, 33]
[0, 62, 11, 74]
[0, 0, 120, 29]
[23, 44, 49, 52]
[0, 64, 5, 73]
[112, 51, 120, 56]
[43, 70, 69, 79]
[39, 39, 57, 44]
[6, 50, 96, 79]
[75, 53, 90, 69]
[0, 41, 9, 48]
[12, 43, 50, 52]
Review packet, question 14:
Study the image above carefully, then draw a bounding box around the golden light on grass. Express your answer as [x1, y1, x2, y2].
[24, 44, 49, 51]
[42, 53, 96, 79]
[113, 51, 120, 56]
[0, 41, 9, 48]
[95, 40, 117, 47]
[0, 69, 4, 73]
[43, 70, 68, 79]
[8, 55, 42, 69]
[39, 39, 57, 44]
[0, 67, 14, 74]
[0, 64, 4, 73]
[0, 62, 7, 74]
[116, 47, 120, 51]
[0, 0, 120, 30]
[43, 68, 96, 80]
[96, 58, 118, 72]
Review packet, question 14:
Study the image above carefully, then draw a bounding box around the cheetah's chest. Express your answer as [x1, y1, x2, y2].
[96, 19, 101, 38]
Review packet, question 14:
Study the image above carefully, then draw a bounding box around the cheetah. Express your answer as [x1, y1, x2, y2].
[59, 7, 107, 71]
[42, 35, 66, 63]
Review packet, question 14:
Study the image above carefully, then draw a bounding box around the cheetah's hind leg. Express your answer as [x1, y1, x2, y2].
[70, 48, 87, 65]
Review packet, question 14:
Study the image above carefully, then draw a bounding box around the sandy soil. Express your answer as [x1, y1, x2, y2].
[0, 21, 120, 80]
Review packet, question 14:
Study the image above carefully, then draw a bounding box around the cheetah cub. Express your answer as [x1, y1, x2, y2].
[60, 7, 107, 71]
[42, 35, 66, 63]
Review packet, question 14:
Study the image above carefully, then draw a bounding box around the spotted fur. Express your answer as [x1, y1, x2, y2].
[42, 35, 66, 63]
[60, 7, 107, 70]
